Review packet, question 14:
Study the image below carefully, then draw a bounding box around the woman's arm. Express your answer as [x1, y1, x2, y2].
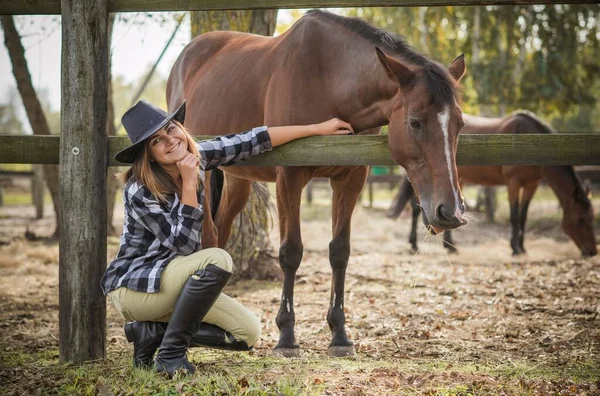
[198, 118, 354, 171]
[267, 118, 353, 147]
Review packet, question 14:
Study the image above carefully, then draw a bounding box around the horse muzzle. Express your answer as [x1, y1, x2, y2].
[581, 246, 597, 257]
[422, 203, 466, 232]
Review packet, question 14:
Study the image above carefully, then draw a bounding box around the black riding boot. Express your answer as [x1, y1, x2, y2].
[154, 264, 232, 377]
[124, 321, 167, 368]
[190, 323, 251, 351]
[125, 321, 250, 369]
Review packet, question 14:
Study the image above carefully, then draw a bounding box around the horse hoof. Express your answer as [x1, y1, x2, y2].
[446, 248, 458, 254]
[328, 345, 356, 357]
[273, 348, 301, 358]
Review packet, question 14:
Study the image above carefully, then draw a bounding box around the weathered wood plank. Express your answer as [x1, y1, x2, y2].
[1, 133, 599, 166]
[3, 0, 598, 15]
[58, 0, 108, 364]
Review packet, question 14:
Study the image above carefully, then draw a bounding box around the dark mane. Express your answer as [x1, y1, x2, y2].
[306, 10, 458, 106]
[509, 111, 591, 210]
[565, 166, 592, 210]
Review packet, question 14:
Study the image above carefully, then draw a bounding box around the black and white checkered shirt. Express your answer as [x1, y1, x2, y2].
[101, 127, 272, 294]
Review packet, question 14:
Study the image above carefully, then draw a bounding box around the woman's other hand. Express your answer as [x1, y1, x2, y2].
[312, 118, 354, 136]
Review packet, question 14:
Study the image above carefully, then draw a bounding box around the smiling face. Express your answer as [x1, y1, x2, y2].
[377, 49, 467, 233]
[147, 121, 190, 166]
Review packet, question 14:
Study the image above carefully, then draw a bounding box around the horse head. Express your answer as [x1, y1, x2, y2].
[376, 48, 467, 234]
[562, 185, 597, 257]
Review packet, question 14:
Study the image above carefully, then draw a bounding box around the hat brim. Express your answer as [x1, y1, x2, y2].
[114, 101, 187, 164]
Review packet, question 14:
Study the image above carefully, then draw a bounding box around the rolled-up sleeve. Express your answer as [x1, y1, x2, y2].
[197, 126, 272, 171]
[128, 194, 203, 256]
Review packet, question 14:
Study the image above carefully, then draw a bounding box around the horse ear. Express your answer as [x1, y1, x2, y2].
[448, 54, 466, 82]
[375, 47, 414, 87]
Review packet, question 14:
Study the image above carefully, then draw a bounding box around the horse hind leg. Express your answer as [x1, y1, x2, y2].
[273, 167, 313, 358]
[507, 179, 524, 256]
[327, 166, 369, 357]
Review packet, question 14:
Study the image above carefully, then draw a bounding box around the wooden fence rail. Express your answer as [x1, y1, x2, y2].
[3, 0, 598, 15]
[1, 133, 600, 166]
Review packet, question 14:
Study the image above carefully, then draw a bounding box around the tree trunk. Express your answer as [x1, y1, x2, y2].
[190, 10, 277, 38]
[1, 15, 61, 237]
[190, 10, 279, 282]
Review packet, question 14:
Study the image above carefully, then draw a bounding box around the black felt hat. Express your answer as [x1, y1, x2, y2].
[114, 100, 186, 164]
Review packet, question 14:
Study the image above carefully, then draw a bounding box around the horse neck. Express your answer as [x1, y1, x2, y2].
[297, 30, 399, 131]
[541, 166, 580, 210]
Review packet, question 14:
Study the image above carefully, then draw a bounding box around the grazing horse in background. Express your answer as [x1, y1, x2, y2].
[167, 10, 467, 357]
[388, 111, 597, 257]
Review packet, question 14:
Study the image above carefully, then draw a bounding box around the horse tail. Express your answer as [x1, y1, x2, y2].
[210, 169, 224, 219]
[386, 177, 415, 219]
[209, 170, 275, 234]
[510, 110, 555, 135]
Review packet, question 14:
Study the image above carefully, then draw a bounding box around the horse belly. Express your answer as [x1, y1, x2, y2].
[458, 166, 505, 186]
[222, 166, 277, 182]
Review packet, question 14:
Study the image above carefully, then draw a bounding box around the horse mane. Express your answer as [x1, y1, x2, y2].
[305, 10, 458, 106]
[511, 110, 555, 135]
[514, 110, 593, 210]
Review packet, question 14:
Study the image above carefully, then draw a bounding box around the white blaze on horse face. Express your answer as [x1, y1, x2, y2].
[437, 105, 461, 215]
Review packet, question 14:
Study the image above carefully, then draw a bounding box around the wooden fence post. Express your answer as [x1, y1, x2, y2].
[58, 0, 108, 363]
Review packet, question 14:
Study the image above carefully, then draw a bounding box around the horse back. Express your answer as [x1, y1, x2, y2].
[166, 31, 277, 135]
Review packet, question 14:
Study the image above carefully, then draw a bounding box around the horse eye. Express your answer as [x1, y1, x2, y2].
[409, 120, 421, 130]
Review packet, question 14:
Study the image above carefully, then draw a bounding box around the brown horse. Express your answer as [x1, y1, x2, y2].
[167, 10, 467, 357]
[388, 111, 597, 257]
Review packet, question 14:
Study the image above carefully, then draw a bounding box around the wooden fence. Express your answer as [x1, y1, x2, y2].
[0, 168, 44, 217]
[2, 0, 599, 364]
[1, 133, 600, 166]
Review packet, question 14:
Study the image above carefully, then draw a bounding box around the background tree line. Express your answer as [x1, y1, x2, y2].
[347, 5, 600, 130]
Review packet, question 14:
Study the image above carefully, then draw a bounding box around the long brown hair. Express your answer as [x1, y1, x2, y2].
[121, 121, 200, 204]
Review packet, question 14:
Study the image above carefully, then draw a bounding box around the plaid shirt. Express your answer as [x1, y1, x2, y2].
[101, 127, 272, 294]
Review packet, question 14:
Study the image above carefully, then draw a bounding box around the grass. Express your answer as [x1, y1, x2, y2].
[2, 344, 598, 395]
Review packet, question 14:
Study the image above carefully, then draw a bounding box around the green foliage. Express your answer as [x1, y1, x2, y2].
[0, 89, 26, 136]
[346, 6, 600, 130]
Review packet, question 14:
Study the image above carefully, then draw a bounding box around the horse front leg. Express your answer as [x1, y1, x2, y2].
[409, 197, 419, 251]
[328, 166, 368, 357]
[442, 229, 457, 253]
[274, 167, 312, 357]
[507, 179, 524, 255]
[518, 182, 539, 254]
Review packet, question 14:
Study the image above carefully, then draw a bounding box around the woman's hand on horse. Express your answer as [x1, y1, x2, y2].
[176, 152, 200, 187]
[313, 118, 354, 135]
[267, 119, 353, 147]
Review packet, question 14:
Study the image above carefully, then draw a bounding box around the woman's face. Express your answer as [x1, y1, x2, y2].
[147, 122, 189, 166]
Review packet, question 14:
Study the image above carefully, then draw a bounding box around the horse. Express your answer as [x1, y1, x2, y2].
[388, 111, 597, 257]
[166, 10, 467, 357]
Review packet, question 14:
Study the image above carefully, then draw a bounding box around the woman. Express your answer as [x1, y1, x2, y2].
[100, 100, 353, 377]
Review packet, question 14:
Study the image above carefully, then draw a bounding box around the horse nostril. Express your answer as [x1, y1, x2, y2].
[436, 204, 453, 222]
[458, 201, 466, 213]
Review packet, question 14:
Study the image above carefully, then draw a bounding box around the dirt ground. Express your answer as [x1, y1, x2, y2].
[1, 187, 599, 395]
